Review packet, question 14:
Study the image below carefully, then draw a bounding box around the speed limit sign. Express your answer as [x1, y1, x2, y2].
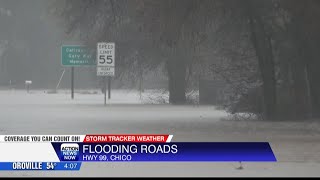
[97, 42, 115, 76]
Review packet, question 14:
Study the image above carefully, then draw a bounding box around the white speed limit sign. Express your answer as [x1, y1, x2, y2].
[97, 42, 115, 76]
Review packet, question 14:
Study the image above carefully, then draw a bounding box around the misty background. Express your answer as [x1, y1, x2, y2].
[0, 0, 66, 88]
[0, 0, 147, 89]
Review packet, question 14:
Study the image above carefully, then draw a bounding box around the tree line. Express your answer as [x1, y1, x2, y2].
[51, 0, 320, 120]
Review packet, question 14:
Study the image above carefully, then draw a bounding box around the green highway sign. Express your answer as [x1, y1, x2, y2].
[61, 45, 96, 66]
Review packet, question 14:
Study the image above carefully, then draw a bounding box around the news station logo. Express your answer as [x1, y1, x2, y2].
[60, 143, 79, 161]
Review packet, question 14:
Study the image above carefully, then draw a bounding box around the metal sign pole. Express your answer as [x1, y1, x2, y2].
[108, 77, 111, 100]
[71, 67, 74, 99]
[104, 77, 107, 105]
[56, 68, 65, 92]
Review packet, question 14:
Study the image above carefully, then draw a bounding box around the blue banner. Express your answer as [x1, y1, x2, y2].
[52, 142, 277, 162]
[0, 162, 81, 171]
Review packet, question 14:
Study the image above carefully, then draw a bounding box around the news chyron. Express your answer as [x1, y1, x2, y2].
[0, 134, 276, 171]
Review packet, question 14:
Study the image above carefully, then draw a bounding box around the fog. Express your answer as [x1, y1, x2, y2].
[0, 0, 98, 89]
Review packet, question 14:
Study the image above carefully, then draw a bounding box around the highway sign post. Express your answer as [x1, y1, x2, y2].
[96, 42, 115, 105]
[61, 45, 95, 99]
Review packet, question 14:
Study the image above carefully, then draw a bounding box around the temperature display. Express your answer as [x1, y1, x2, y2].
[0, 162, 82, 171]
